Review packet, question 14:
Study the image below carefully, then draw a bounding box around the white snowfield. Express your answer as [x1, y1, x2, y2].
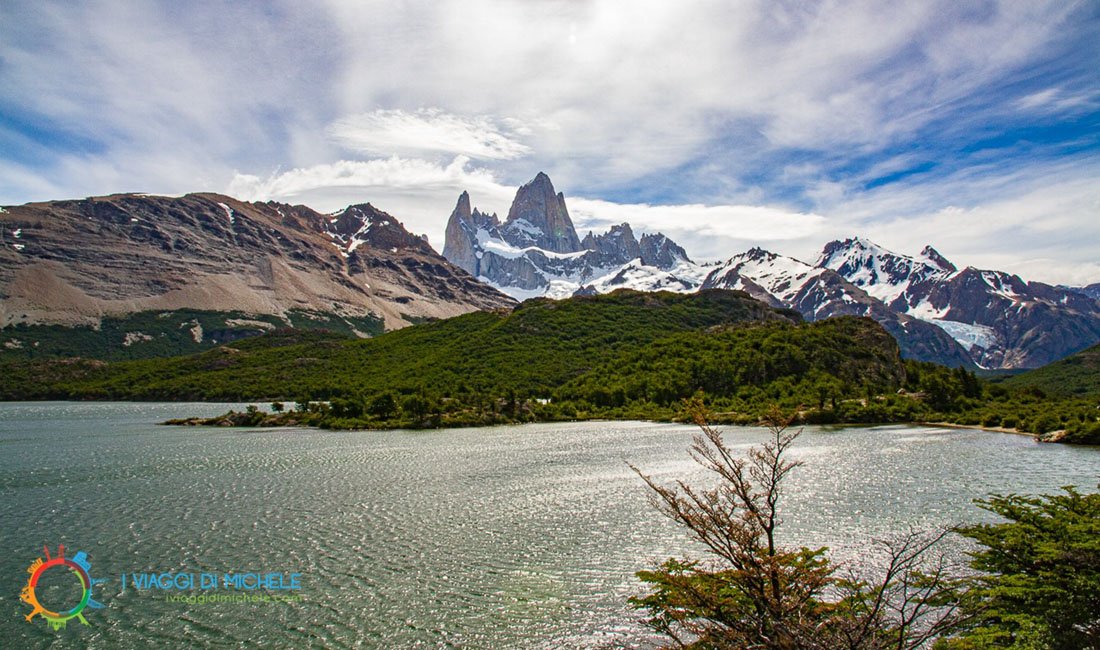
[475, 228, 588, 261]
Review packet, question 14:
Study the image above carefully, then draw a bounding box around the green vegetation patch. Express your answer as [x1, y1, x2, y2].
[1004, 342, 1100, 397]
[0, 308, 382, 361]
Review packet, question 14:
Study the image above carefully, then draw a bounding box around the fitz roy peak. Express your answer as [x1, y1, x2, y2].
[502, 172, 581, 253]
[442, 172, 700, 299]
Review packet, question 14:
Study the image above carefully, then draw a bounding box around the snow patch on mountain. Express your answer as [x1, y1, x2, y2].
[475, 228, 588, 261]
[581, 259, 715, 295]
[217, 202, 235, 226]
[932, 319, 999, 353]
[728, 249, 825, 303]
[978, 270, 1023, 299]
[907, 298, 949, 321]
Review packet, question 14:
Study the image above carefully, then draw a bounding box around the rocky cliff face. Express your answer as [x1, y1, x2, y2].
[442, 173, 695, 298]
[640, 233, 690, 269]
[0, 193, 513, 331]
[502, 172, 582, 253]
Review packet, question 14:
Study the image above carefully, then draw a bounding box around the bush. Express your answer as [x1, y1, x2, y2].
[943, 487, 1100, 648]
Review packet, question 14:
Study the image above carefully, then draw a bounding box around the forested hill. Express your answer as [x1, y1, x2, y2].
[1004, 342, 1100, 397]
[0, 289, 899, 405]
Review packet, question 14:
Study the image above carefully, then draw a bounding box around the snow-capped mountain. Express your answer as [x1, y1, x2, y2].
[700, 248, 974, 368]
[442, 173, 700, 299]
[817, 238, 955, 310]
[324, 202, 435, 258]
[818, 237, 1100, 368]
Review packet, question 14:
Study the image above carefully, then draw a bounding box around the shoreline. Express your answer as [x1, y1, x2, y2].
[918, 421, 1034, 437]
[4, 399, 1083, 444]
[919, 420, 1074, 443]
[162, 407, 1054, 440]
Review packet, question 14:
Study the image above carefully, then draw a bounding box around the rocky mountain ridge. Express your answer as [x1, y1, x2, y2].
[698, 247, 974, 367]
[815, 237, 1100, 369]
[0, 192, 513, 332]
[1062, 282, 1100, 301]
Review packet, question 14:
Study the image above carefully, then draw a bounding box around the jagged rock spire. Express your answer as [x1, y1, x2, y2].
[442, 191, 480, 275]
[501, 172, 581, 253]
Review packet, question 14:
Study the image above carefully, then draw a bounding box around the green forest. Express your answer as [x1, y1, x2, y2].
[1, 289, 1098, 443]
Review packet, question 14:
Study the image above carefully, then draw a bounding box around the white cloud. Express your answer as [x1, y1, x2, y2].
[328, 109, 532, 160]
[227, 156, 516, 247]
[862, 178, 1100, 286]
[1015, 87, 1099, 114]
[1016, 88, 1062, 111]
[2, 1, 1097, 284]
[570, 199, 827, 262]
[3, 1, 1086, 192]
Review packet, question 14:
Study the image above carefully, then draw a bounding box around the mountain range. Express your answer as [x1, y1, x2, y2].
[443, 173, 1100, 370]
[2, 173, 1097, 371]
[442, 173, 705, 300]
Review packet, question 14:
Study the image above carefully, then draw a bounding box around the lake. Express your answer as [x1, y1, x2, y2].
[1, 402, 1098, 648]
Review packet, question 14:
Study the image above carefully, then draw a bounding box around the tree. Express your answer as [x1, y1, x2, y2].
[329, 396, 363, 419]
[401, 392, 430, 423]
[941, 487, 1100, 649]
[367, 391, 398, 419]
[630, 398, 968, 649]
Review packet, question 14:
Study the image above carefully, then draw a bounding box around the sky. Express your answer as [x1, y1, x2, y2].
[2, 1, 1099, 284]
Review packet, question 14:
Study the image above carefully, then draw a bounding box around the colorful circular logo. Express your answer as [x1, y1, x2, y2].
[21, 545, 105, 630]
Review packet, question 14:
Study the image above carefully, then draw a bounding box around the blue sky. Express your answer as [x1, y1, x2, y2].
[2, 1, 1099, 283]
